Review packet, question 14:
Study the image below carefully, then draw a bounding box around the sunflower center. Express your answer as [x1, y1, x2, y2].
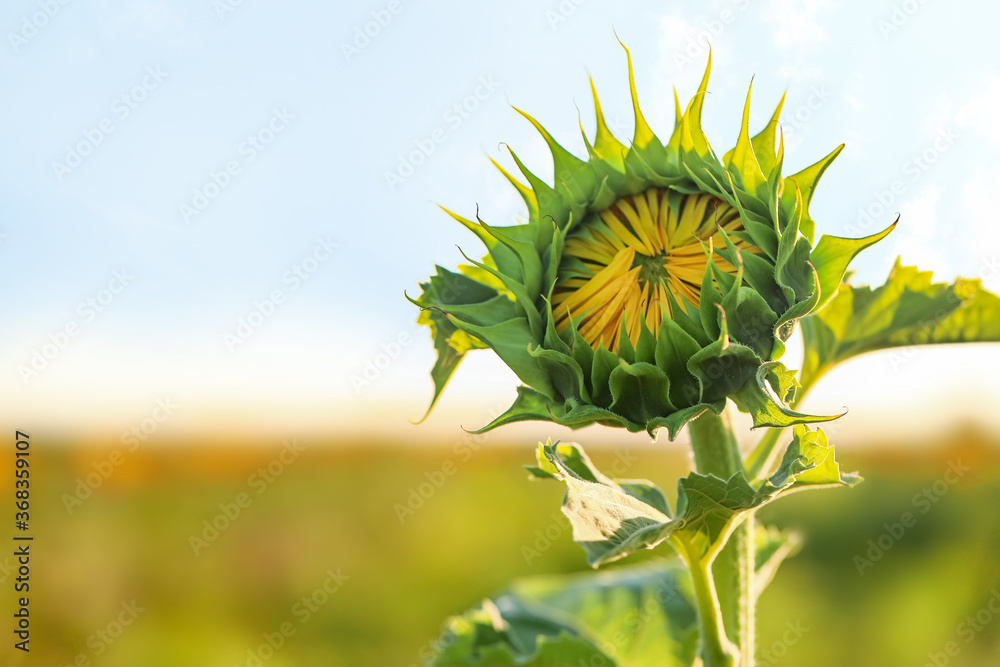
[632, 249, 672, 288]
[551, 188, 754, 352]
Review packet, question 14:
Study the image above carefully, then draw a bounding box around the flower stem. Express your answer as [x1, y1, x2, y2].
[715, 513, 755, 667]
[687, 408, 743, 480]
[686, 408, 753, 666]
[675, 536, 739, 667]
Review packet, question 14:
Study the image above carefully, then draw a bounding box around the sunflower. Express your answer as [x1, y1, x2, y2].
[411, 44, 893, 439]
[552, 189, 756, 352]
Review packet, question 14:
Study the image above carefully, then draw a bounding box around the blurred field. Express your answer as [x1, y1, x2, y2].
[2, 426, 1000, 667]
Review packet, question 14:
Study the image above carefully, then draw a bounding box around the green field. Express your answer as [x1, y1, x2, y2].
[2, 427, 1000, 666]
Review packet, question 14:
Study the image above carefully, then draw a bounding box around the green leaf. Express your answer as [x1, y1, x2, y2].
[445, 317, 555, 399]
[529, 344, 589, 403]
[431, 602, 609, 667]
[748, 93, 785, 176]
[527, 443, 671, 515]
[618, 480, 673, 516]
[647, 403, 722, 442]
[529, 441, 671, 513]
[427, 560, 700, 667]
[590, 344, 620, 408]
[410, 267, 501, 420]
[719, 252, 778, 359]
[714, 226, 786, 315]
[514, 106, 598, 206]
[800, 259, 1000, 390]
[609, 361, 675, 424]
[730, 361, 844, 429]
[586, 75, 629, 170]
[555, 402, 643, 431]
[810, 221, 896, 310]
[655, 315, 706, 409]
[471, 386, 555, 434]
[537, 432, 855, 566]
[506, 146, 570, 230]
[537, 443, 674, 566]
[759, 425, 861, 495]
[686, 337, 761, 405]
[420, 328, 469, 420]
[779, 144, 843, 243]
[458, 249, 543, 339]
[723, 82, 767, 195]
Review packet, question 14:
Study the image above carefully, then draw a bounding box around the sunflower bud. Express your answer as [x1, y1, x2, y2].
[410, 44, 894, 439]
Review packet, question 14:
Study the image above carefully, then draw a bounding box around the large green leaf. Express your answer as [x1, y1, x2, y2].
[534, 433, 856, 568]
[428, 560, 699, 667]
[800, 259, 1000, 390]
[426, 535, 805, 667]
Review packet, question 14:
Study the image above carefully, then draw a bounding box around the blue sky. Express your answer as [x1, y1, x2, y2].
[2, 0, 999, 443]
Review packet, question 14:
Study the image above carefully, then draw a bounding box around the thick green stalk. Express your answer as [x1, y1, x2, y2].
[687, 409, 743, 479]
[687, 409, 753, 666]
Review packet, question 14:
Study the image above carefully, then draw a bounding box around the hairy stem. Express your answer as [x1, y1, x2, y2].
[715, 513, 755, 666]
[676, 536, 739, 667]
[687, 409, 743, 479]
[687, 409, 753, 666]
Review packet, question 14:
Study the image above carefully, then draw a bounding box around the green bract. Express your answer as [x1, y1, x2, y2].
[410, 45, 894, 439]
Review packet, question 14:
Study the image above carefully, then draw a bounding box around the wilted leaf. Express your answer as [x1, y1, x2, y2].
[535, 433, 856, 567]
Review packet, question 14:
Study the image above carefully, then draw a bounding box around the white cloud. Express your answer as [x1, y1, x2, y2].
[764, 0, 836, 48]
[957, 77, 1000, 146]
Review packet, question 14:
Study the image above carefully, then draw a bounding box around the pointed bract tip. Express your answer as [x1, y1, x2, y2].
[700, 48, 713, 87]
[773, 90, 787, 120]
[588, 74, 605, 118]
[613, 28, 626, 50]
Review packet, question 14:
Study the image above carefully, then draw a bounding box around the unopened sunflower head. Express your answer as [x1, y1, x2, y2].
[410, 44, 894, 439]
